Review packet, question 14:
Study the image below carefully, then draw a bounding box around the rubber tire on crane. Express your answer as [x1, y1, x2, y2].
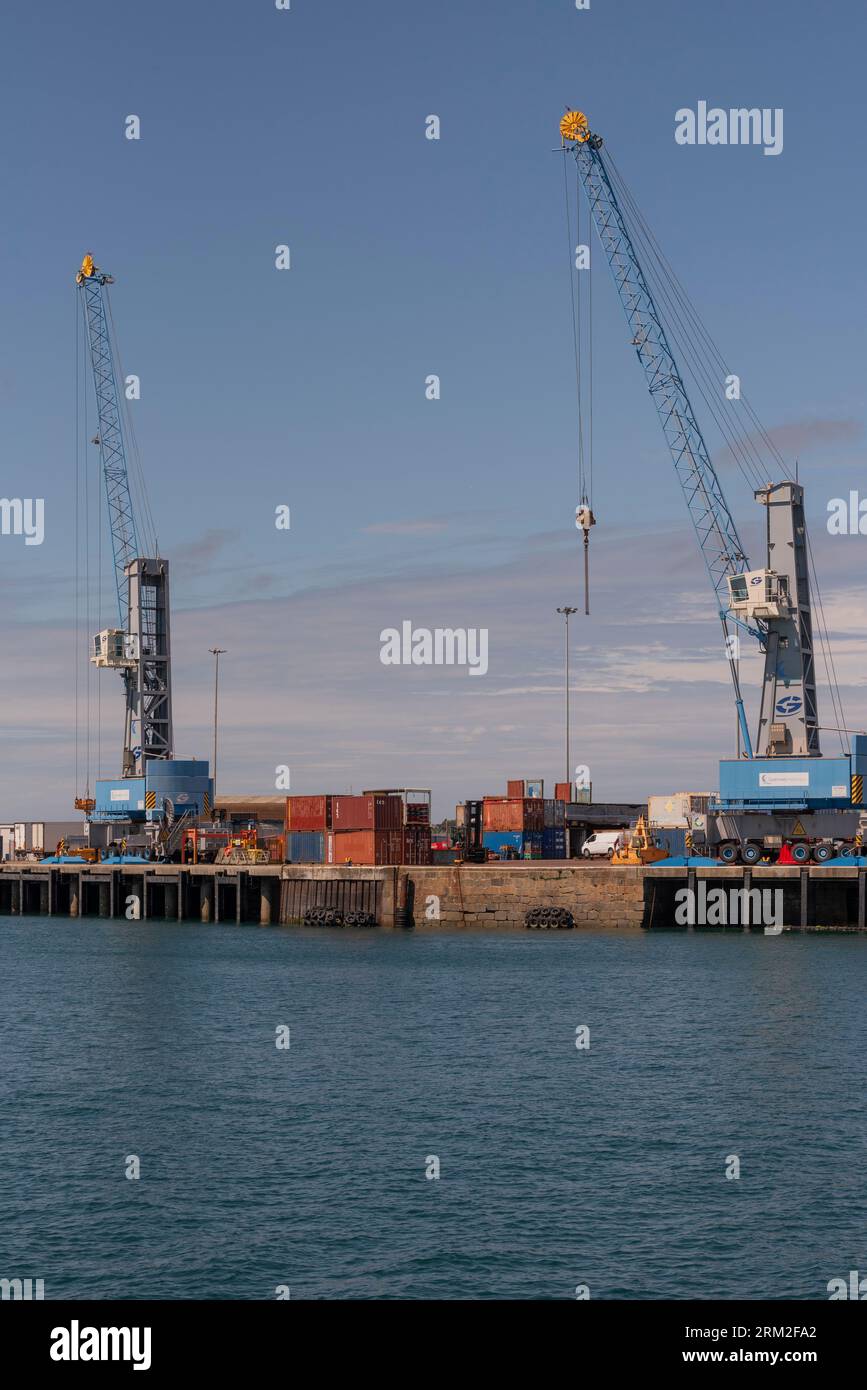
[718, 843, 740, 865]
[740, 842, 762, 865]
[790, 843, 810, 864]
[812, 843, 833, 863]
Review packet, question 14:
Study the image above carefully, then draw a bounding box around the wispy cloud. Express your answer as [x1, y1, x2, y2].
[4, 515, 866, 819]
[362, 518, 450, 535]
[716, 417, 863, 470]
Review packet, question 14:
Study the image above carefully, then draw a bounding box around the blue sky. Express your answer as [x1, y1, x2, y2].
[1, 0, 866, 819]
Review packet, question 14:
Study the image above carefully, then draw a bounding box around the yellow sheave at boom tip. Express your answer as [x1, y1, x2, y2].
[560, 110, 589, 143]
[76, 253, 95, 284]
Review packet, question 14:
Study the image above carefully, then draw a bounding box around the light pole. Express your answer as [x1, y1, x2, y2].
[209, 648, 226, 807]
[556, 608, 578, 786]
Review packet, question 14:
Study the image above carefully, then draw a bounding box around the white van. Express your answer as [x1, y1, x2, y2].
[581, 830, 626, 860]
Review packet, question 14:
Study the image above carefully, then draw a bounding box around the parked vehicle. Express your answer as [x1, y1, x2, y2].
[581, 830, 626, 860]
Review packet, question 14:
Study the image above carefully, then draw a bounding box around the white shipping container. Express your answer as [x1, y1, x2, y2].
[648, 792, 712, 829]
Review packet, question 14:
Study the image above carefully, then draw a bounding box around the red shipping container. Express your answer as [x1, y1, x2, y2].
[483, 797, 544, 832]
[327, 829, 404, 865]
[331, 794, 402, 831]
[507, 779, 525, 798]
[402, 826, 432, 865]
[554, 782, 572, 803]
[285, 795, 332, 832]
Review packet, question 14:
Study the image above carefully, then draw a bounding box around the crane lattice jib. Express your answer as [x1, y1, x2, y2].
[78, 267, 138, 626]
[570, 137, 749, 607]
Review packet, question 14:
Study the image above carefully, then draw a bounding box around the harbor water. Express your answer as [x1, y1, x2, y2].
[1, 918, 865, 1299]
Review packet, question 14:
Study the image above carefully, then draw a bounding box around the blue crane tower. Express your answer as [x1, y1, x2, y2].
[559, 113, 866, 862]
[76, 253, 174, 780]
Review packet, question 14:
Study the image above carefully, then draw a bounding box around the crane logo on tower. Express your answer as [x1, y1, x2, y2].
[775, 696, 802, 716]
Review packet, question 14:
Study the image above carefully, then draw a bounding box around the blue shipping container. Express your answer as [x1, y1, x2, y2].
[541, 827, 566, 858]
[286, 830, 325, 863]
[654, 826, 687, 858]
[483, 831, 542, 858]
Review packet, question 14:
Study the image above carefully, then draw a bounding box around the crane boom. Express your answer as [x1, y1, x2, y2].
[560, 113, 822, 761]
[76, 253, 173, 776]
[565, 129, 749, 606]
[76, 254, 139, 627]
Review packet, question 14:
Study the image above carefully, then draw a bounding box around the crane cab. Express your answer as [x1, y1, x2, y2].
[91, 629, 138, 669]
[727, 569, 789, 621]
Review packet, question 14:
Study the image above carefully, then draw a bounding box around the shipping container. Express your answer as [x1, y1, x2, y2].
[554, 782, 572, 802]
[482, 830, 542, 858]
[331, 794, 402, 831]
[326, 829, 404, 865]
[483, 797, 544, 832]
[483, 830, 522, 850]
[402, 826, 432, 865]
[654, 826, 688, 858]
[285, 795, 332, 832]
[432, 847, 460, 865]
[362, 788, 432, 826]
[543, 798, 566, 828]
[285, 830, 325, 863]
[506, 779, 545, 798]
[541, 827, 567, 859]
[214, 795, 287, 819]
[648, 794, 686, 829]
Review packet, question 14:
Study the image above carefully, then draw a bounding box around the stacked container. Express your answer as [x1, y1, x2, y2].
[327, 793, 431, 864]
[402, 825, 432, 864]
[482, 797, 544, 857]
[326, 828, 404, 865]
[331, 794, 402, 831]
[484, 830, 543, 859]
[285, 795, 333, 832]
[483, 798, 544, 832]
[285, 830, 326, 863]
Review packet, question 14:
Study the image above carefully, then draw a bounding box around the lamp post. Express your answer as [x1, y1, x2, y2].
[209, 648, 226, 806]
[556, 608, 578, 786]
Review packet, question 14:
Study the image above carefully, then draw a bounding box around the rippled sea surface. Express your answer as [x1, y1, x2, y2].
[1, 917, 865, 1299]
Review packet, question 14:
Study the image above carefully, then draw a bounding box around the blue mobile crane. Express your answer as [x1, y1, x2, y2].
[74, 254, 211, 855]
[560, 111, 866, 864]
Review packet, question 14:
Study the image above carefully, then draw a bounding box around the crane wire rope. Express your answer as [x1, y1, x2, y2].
[604, 150, 783, 485]
[589, 138, 847, 756]
[601, 152, 767, 496]
[83, 298, 91, 798]
[806, 528, 848, 754]
[73, 288, 80, 802]
[563, 152, 586, 502]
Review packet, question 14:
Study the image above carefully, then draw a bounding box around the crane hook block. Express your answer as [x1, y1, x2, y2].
[576, 504, 596, 532]
[560, 110, 589, 144]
